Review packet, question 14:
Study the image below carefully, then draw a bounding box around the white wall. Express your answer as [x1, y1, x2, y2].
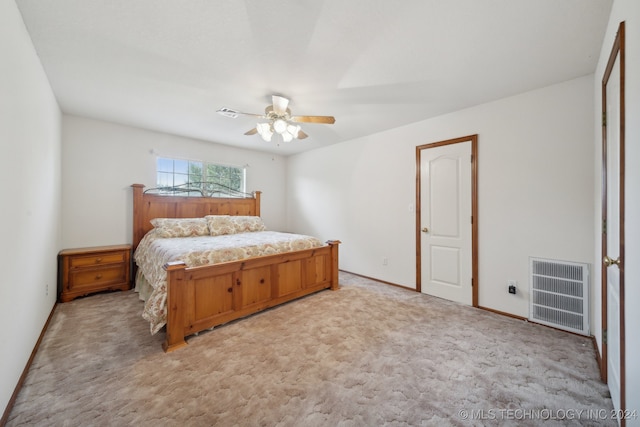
[593, 0, 640, 421]
[0, 0, 61, 417]
[287, 75, 595, 320]
[3, 0, 628, 418]
[61, 115, 288, 249]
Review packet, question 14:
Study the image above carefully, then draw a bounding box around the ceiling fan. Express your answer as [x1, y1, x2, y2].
[217, 95, 335, 142]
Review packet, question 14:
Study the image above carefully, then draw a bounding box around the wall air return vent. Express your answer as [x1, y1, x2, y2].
[529, 258, 589, 335]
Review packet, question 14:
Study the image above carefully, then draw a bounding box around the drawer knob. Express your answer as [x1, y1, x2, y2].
[95, 257, 103, 263]
[95, 274, 103, 280]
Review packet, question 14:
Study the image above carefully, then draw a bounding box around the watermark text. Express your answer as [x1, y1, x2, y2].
[456, 408, 638, 422]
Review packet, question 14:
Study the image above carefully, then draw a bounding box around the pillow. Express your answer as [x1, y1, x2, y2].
[228, 216, 267, 233]
[205, 215, 235, 236]
[150, 217, 209, 238]
[205, 215, 267, 235]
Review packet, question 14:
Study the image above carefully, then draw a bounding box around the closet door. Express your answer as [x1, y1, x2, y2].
[419, 140, 473, 305]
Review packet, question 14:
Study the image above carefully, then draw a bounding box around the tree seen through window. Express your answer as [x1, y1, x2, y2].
[156, 157, 245, 196]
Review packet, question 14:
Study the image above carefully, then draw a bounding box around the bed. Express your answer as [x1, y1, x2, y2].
[131, 184, 340, 352]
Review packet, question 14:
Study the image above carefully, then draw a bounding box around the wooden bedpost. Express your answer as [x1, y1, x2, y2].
[131, 184, 145, 251]
[253, 191, 261, 216]
[327, 240, 341, 291]
[162, 261, 189, 352]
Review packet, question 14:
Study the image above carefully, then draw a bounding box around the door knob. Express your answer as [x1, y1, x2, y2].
[603, 255, 621, 267]
[422, 227, 429, 233]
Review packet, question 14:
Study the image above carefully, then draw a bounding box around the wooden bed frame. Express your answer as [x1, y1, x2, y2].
[132, 184, 340, 352]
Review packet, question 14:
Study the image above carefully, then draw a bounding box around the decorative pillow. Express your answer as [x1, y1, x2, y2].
[150, 218, 209, 238]
[229, 216, 267, 233]
[205, 215, 235, 236]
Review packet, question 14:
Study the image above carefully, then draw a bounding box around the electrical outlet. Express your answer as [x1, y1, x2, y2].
[382, 257, 388, 266]
[45, 283, 49, 296]
[508, 280, 517, 294]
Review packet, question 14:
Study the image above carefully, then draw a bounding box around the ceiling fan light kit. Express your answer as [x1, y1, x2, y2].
[217, 95, 335, 143]
[287, 124, 300, 138]
[255, 122, 273, 141]
[272, 118, 287, 134]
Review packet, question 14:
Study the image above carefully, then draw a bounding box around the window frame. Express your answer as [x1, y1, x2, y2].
[155, 156, 247, 197]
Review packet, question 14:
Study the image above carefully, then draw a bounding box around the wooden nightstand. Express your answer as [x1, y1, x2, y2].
[58, 244, 132, 302]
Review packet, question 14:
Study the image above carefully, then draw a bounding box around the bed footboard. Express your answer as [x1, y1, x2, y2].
[162, 240, 340, 352]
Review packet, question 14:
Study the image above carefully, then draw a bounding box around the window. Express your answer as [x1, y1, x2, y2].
[156, 157, 246, 197]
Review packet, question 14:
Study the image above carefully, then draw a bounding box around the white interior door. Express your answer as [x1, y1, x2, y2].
[420, 142, 472, 305]
[604, 52, 621, 414]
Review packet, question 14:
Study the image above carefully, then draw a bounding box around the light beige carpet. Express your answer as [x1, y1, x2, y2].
[8, 272, 613, 426]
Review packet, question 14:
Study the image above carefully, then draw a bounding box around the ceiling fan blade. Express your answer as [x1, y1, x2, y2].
[290, 115, 335, 124]
[244, 128, 258, 136]
[297, 130, 309, 139]
[217, 107, 264, 119]
[272, 95, 290, 115]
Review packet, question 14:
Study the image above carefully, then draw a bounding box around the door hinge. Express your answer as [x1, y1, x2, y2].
[602, 111, 607, 127]
[603, 329, 607, 345]
[471, 278, 474, 287]
[603, 219, 607, 234]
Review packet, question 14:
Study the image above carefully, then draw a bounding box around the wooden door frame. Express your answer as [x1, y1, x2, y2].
[601, 21, 626, 421]
[415, 134, 478, 306]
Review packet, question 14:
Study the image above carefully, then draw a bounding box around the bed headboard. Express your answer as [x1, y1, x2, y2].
[131, 184, 261, 251]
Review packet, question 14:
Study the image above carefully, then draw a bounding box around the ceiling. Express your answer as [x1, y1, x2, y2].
[16, 0, 612, 156]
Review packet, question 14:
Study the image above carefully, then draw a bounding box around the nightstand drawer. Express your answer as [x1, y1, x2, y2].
[68, 265, 127, 291]
[58, 244, 132, 302]
[70, 252, 126, 268]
